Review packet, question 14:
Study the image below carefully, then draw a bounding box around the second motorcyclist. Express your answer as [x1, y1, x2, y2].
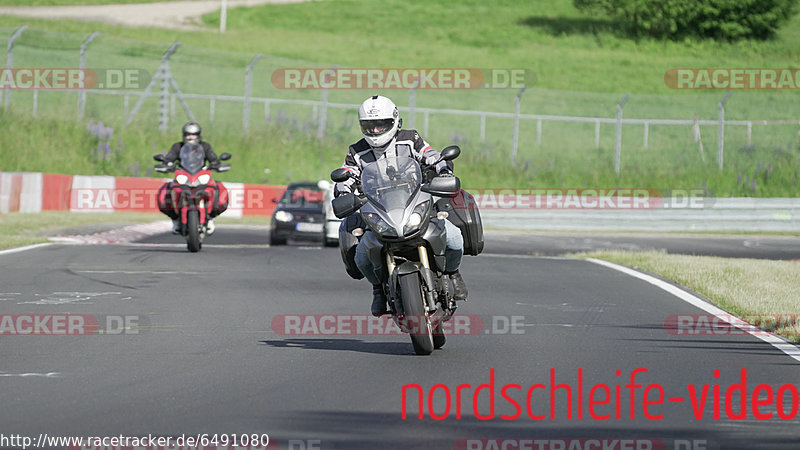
[157, 122, 229, 234]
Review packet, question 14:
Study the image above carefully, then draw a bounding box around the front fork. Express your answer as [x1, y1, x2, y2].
[386, 245, 437, 314]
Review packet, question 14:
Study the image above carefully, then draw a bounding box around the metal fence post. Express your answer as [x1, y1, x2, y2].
[243, 53, 262, 135]
[643, 121, 649, 150]
[78, 32, 99, 119]
[159, 63, 169, 133]
[318, 65, 337, 140]
[510, 86, 526, 164]
[408, 79, 419, 130]
[718, 91, 731, 170]
[4, 26, 28, 110]
[594, 119, 600, 149]
[220, 0, 228, 33]
[536, 118, 542, 146]
[615, 94, 630, 175]
[126, 42, 181, 128]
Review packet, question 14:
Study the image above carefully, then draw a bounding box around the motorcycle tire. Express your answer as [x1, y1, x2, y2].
[398, 273, 434, 355]
[187, 210, 202, 253]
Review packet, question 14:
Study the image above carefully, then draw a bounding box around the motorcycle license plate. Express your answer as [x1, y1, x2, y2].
[296, 222, 323, 233]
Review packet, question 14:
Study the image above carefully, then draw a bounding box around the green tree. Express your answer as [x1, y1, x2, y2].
[573, 0, 799, 40]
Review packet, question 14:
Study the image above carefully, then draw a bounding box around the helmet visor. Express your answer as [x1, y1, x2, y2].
[360, 118, 394, 137]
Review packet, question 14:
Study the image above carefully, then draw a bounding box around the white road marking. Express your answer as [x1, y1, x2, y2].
[0, 372, 60, 378]
[0, 243, 52, 256]
[587, 258, 800, 363]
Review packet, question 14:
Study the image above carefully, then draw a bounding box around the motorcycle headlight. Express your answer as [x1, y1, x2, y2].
[403, 201, 430, 235]
[363, 212, 396, 237]
[175, 174, 188, 185]
[197, 174, 211, 185]
[274, 210, 293, 222]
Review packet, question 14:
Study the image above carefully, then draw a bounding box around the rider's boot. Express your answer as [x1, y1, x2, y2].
[371, 284, 389, 317]
[171, 218, 181, 235]
[448, 271, 468, 301]
[206, 218, 215, 235]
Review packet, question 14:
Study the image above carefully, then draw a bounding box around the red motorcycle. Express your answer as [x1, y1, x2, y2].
[154, 143, 231, 252]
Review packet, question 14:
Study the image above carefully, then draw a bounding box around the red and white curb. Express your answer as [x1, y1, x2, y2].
[1, 171, 284, 217]
[49, 221, 171, 245]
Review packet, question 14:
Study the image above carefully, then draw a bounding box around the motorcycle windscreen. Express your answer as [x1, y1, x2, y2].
[361, 156, 421, 217]
[179, 144, 206, 175]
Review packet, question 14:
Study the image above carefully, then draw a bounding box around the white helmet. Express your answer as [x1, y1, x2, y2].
[358, 95, 400, 147]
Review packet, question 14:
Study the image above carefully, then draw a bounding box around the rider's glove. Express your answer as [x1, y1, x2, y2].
[424, 155, 439, 167]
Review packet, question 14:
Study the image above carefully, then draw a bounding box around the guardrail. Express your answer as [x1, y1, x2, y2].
[481, 198, 800, 232]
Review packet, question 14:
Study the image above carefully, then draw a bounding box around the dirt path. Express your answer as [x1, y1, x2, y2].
[0, 0, 310, 30]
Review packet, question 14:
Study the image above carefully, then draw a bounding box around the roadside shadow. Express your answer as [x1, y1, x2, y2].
[260, 338, 417, 356]
[518, 15, 621, 37]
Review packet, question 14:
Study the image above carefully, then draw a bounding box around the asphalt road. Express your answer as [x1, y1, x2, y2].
[1, 228, 799, 450]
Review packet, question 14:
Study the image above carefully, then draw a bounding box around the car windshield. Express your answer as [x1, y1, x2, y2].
[361, 156, 421, 211]
[178, 143, 205, 175]
[281, 187, 324, 208]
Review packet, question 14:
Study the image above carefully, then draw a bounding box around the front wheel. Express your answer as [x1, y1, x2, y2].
[398, 273, 434, 355]
[186, 210, 201, 252]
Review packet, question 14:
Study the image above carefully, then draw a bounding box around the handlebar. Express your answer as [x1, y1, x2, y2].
[153, 162, 231, 173]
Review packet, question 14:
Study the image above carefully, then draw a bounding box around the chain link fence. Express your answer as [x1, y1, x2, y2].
[3, 26, 800, 178]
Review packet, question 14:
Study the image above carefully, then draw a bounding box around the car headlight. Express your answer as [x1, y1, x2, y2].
[274, 210, 293, 222]
[175, 174, 188, 185]
[403, 201, 430, 235]
[363, 212, 396, 237]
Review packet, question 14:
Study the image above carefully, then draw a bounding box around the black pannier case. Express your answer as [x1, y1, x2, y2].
[436, 189, 484, 256]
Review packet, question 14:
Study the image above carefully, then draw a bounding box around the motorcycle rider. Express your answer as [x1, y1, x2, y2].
[334, 95, 468, 316]
[156, 122, 228, 234]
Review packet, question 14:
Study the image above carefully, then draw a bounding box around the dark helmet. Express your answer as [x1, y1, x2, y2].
[182, 122, 201, 143]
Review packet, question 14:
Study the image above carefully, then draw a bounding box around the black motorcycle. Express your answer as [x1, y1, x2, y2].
[331, 146, 482, 355]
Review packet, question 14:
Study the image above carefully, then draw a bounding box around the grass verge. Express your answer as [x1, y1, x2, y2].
[574, 250, 800, 343]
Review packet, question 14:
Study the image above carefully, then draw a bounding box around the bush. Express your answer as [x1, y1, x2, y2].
[573, 0, 799, 40]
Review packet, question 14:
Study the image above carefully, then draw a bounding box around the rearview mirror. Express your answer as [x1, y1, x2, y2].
[219, 153, 232, 161]
[331, 168, 351, 183]
[153, 154, 164, 162]
[439, 145, 461, 162]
